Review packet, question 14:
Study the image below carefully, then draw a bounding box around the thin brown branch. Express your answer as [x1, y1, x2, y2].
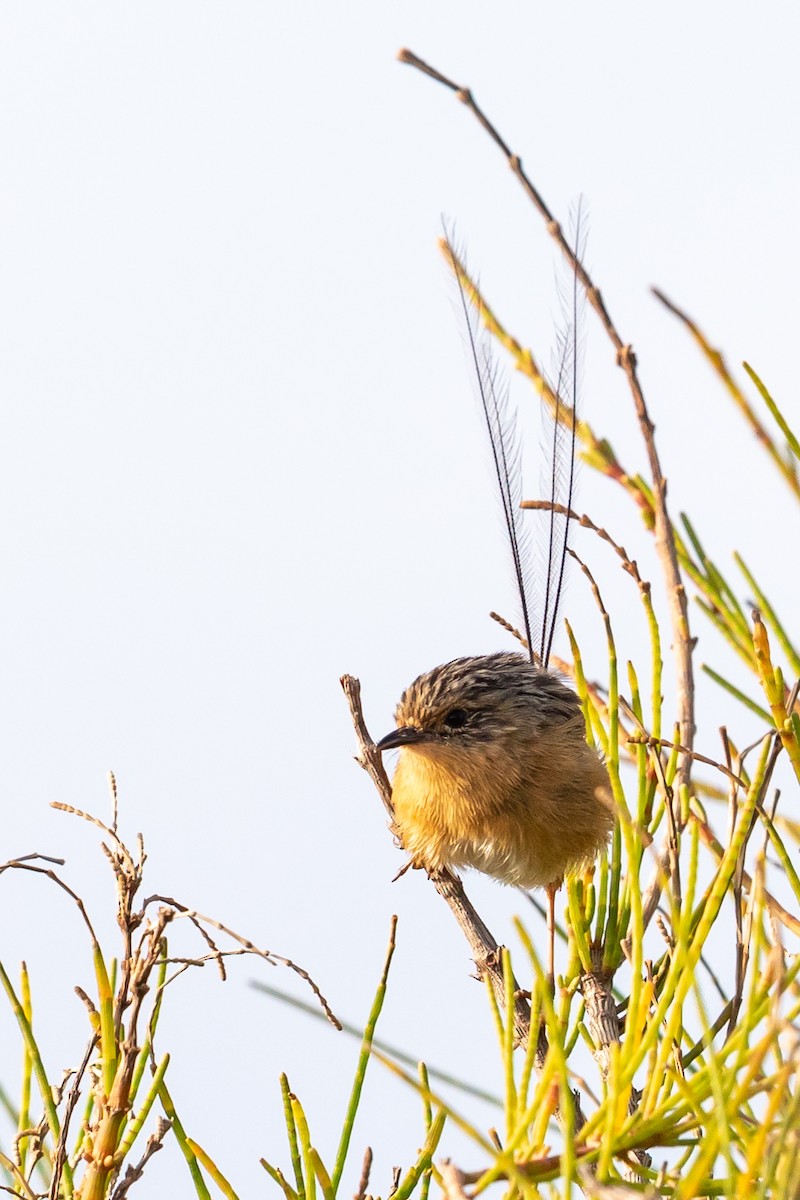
[51, 801, 131, 863]
[627, 734, 747, 788]
[581, 972, 651, 1178]
[48, 1035, 98, 1200]
[399, 46, 695, 796]
[0, 858, 101, 948]
[141, 893, 341, 1030]
[340, 674, 398, 829]
[339, 671, 607, 1153]
[521, 501, 648, 592]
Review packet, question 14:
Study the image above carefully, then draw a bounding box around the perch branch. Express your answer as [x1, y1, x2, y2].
[341, 674, 557, 1078]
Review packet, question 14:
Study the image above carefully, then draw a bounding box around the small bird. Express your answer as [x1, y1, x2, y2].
[376, 222, 614, 977]
[377, 651, 614, 893]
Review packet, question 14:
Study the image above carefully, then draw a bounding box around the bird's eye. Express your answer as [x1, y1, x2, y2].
[443, 708, 469, 729]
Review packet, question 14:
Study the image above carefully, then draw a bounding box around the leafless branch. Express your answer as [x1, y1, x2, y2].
[398, 47, 695, 798]
[340, 673, 593, 1136]
[142, 893, 341, 1029]
[48, 1035, 98, 1200]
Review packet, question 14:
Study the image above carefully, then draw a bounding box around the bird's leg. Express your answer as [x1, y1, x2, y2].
[545, 878, 561, 993]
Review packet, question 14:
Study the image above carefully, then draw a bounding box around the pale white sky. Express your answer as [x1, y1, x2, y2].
[0, 4, 798, 1196]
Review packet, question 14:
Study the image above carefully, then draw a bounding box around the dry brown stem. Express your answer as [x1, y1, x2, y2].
[110, 1118, 171, 1200]
[398, 46, 695, 802]
[522, 502, 648, 592]
[353, 1145, 373, 1200]
[340, 673, 597, 1148]
[341, 676, 542, 1052]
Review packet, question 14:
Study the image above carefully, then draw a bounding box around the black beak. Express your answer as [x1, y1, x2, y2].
[376, 726, 428, 752]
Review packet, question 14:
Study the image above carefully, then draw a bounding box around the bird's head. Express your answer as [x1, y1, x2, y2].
[377, 651, 580, 757]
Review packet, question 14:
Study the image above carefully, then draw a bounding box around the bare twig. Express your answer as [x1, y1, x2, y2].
[48, 1035, 98, 1200]
[522, 502, 648, 592]
[341, 675, 543, 1056]
[581, 970, 652, 1177]
[398, 47, 695, 799]
[439, 1159, 471, 1200]
[340, 675, 398, 829]
[626, 734, 747, 789]
[339, 671, 602, 1167]
[110, 1117, 171, 1200]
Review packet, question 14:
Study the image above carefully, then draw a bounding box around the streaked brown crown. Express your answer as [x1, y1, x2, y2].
[394, 651, 581, 745]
